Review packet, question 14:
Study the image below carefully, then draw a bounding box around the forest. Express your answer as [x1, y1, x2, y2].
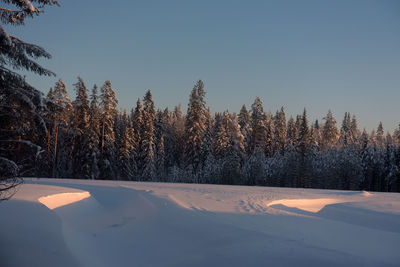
[1, 1, 399, 196]
[9, 77, 400, 192]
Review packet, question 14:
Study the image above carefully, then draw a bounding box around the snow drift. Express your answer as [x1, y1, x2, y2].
[1, 178, 400, 267]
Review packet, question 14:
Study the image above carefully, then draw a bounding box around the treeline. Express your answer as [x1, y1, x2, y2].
[21, 78, 400, 192]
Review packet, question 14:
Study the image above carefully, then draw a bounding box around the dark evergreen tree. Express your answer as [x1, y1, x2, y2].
[131, 98, 144, 177]
[274, 107, 287, 154]
[87, 85, 100, 179]
[297, 108, 311, 187]
[141, 90, 156, 180]
[238, 104, 251, 154]
[71, 77, 91, 178]
[249, 97, 267, 155]
[52, 79, 73, 177]
[286, 116, 298, 148]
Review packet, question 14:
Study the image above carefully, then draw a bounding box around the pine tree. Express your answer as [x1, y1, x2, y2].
[131, 98, 144, 177]
[238, 104, 251, 154]
[274, 107, 287, 154]
[297, 109, 310, 155]
[99, 80, 118, 179]
[214, 111, 231, 158]
[0, 0, 59, 199]
[376, 122, 385, 148]
[264, 112, 274, 157]
[72, 77, 90, 131]
[119, 121, 135, 180]
[286, 116, 298, 148]
[321, 110, 339, 150]
[86, 85, 100, 179]
[141, 90, 156, 180]
[310, 120, 321, 150]
[199, 107, 213, 176]
[171, 105, 185, 169]
[249, 97, 267, 154]
[339, 112, 352, 147]
[297, 108, 311, 187]
[185, 80, 207, 172]
[52, 79, 73, 177]
[222, 113, 244, 184]
[71, 77, 92, 178]
[350, 115, 360, 148]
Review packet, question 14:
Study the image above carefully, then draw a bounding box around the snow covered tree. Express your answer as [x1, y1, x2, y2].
[51, 79, 73, 177]
[249, 97, 267, 155]
[264, 112, 274, 157]
[71, 77, 92, 178]
[238, 104, 251, 154]
[297, 109, 310, 155]
[296, 108, 312, 187]
[286, 116, 297, 148]
[0, 0, 59, 199]
[339, 112, 351, 147]
[72, 77, 90, 132]
[221, 113, 245, 185]
[119, 121, 135, 180]
[141, 90, 156, 180]
[273, 107, 287, 154]
[310, 120, 321, 150]
[86, 85, 100, 179]
[376, 122, 385, 148]
[131, 98, 143, 177]
[214, 111, 231, 158]
[99, 80, 118, 179]
[199, 107, 213, 177]
[185, 80, 207, 172]
[170, 105, 185, 169]
[350, 115, 360, 148]
[321, 110, 339, 150]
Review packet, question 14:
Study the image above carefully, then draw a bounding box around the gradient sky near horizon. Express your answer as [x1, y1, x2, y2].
[8, 0, 400, 131]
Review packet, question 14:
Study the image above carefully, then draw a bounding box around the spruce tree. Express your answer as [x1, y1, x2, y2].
[321, 110, 339, 150]
[339, 112, 351, 147]
[0, 0, 59, 198]
[185, 80, 207, 172]
[376, 122, 385, 148]
[249, 97, 267, 154]
[286, 116, 298, 148]
[238, 104, 251, 154]
[132, 98, 144, 177]
[99, 80, 118, 179]
[119, 121, 135, 180]
[71, 77, 91, 178]
[86, 85, 100, 179]
[274, 107, 287, 154]
[297, 108, 311, 187]
[141, 90, 156, 180]
[171, 105, 185, 169]
[52, 79, 73, 177]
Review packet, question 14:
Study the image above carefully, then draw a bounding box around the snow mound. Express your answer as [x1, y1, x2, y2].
[267, 198, 345, 213]
[38, 191, 91, 210]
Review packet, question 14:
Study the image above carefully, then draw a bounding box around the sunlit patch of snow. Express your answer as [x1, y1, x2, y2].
[362, 191, 373, 197]
[38, 192, 91, 210]
[267, 198, 345, 213]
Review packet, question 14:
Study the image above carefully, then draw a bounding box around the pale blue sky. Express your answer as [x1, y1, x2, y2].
[9, 0, 400, 131]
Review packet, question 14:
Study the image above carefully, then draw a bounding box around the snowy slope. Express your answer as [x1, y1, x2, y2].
[1, 178, 400, 267]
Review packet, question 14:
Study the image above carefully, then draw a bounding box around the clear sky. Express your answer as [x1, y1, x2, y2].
[8, 0, 400, 132]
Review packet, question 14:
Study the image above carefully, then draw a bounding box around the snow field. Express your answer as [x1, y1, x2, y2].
[1, 178, 400, 267]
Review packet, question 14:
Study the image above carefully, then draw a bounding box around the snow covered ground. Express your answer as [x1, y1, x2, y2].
[1, 178, 400, 267]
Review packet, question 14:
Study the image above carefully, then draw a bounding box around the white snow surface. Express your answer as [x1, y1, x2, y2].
[1, 178, 400, 267]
